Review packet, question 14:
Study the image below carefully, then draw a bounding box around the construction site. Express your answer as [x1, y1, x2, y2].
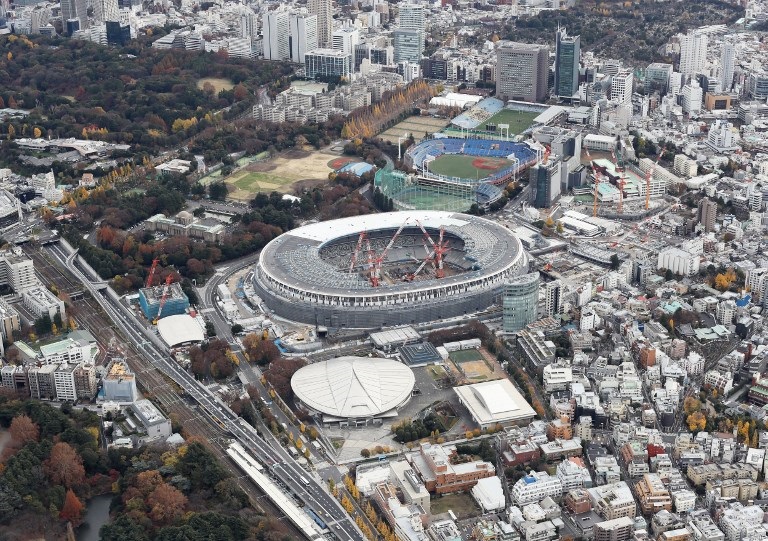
[251, 211, 528, 329]
[137, 260, 189, 321]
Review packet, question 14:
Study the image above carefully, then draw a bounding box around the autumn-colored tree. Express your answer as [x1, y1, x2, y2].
[59, 489, 84, 526]
[7, 95, 16, 108]
[135, 470, 164, 496]
[6, 124, 14, 140]
[9, 414, 39, 445]
[683, 397, 701, 416]
[33, 127, 42, 138]
[44, 442, 86, 488]
[233, 83, 248, 101]
[147, 482, 187, 524]
[686, 412, 706, 432]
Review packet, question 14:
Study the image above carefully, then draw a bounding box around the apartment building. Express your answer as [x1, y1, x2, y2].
[510, 471, 563, 506]
[635, 473, 672, 515]
[594, 517, 635, 541]
[588, 482, 637, 520]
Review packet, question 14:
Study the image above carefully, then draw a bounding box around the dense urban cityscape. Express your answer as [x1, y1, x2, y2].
[1, 0, 768, 541]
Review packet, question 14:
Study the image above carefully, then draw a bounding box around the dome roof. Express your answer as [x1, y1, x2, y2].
[291, 357, 415, 418]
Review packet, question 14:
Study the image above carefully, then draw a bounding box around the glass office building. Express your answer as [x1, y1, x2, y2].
[503, 272, 540, 332]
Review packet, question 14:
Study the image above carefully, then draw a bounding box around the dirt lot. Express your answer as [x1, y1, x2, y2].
[224, 148, 340, 201]
[447, 347, 505, 384]
[379, 115, 451, 144]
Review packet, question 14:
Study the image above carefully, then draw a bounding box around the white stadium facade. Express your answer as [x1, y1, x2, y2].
[252, 211, 528, 328]
[290, 357, 415, 425]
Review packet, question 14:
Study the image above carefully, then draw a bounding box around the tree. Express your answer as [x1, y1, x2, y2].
[610, 254, 620, 270]
[59, 489, 84, 526]
[683, 397, 701, 416]
[556, 221, 564, 234]
[44, 442, 86, 488]
[147, 482, 187, 523]
[33, 127, 42, 138]
[360, 448, 371, 458]
[9, 414, 39, 445]
[686, 412, 706, 432]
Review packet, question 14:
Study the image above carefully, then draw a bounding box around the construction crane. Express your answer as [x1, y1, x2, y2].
[611, 149, 626, 214]
[366, 239, 378, 287]
[645, 154, 662, 210]
[371, 217, 410, 285]
[146, 258, 160, 288]
[414, 220, 450, 279]
[348, 232, 367, 273]
[153, 274, 173, 324]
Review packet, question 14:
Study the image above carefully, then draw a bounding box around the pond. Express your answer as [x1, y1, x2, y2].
[76, 494, 112, 541]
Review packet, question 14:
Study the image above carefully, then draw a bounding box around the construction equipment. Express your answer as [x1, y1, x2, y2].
[611, 149, 627, 214]
[348, 232, 367, 273]
[415, 220, 450, 279]
[154, 274, 173, 324]
[146, 258, 159, 288]
[366, 239, 377, 287]
[645, 154, 662, 210]
[371, 217, 410, 285]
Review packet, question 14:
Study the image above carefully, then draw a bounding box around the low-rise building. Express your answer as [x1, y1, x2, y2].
[511, 471, 563, 506]
[594, 516, 635, 541]
[409, 443, 495, 494]
[635, 473, 672, 515]
[588, 482, 637, 520]
[102, 359, 138, 403]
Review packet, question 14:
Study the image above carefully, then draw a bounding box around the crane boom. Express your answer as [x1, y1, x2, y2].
[348, 231, 367, 273]
[146, 258, 160, 288]
[155, 274, 173, 322]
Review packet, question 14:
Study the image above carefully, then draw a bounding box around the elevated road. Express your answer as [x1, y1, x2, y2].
[50, 241, 364, 541]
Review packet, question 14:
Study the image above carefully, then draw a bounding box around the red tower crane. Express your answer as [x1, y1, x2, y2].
[611, 149, 626, 214]
[415, 220, 450, 279]
[154, 274, 174, 323]
[146, 258, 160, 288]
[348, 231, 367, 273]
[371, 217, 410, 285]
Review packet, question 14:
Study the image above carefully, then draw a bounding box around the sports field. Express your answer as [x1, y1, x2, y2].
[395, 186, 471, 212]
[484, 109, 539, 135]
[449, 349, 484, 363]
[427, 154, 511, 180]
[379, 115, 452, 144]
[228, 170, 295, 193]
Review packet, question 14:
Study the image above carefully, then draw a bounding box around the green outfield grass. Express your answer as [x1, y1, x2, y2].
[395, 186, 472, 212]
[449, 349, 484, 363]
[484, 109, 539, 134]
[427, 154, 510, 180]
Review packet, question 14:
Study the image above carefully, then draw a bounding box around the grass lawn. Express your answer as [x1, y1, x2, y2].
[396, 186, 471, 212]
[484, 109, 539, 135]
[428, 154, 510, 180]
[449, 349, 484, 363]
[228, 171, 293, 193]
[430, 492, 481, 519]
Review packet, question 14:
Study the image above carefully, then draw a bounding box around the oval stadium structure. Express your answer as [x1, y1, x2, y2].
[252, 211, 528, 328]
[290, 357, 415, 422]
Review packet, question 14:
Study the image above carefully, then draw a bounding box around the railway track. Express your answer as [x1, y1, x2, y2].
[22, 243, 308, 536]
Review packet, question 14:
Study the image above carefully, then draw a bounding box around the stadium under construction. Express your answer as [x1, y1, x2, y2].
[251, 211, 528, 328]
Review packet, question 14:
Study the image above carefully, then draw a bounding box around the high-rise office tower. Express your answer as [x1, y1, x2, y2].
[720, 43, 735, 92]
[554, 27, 580, 99]
[263, 9, 290, 61]
[697, 198, 716, 233]
[529, 158, 561, 209]
[308, 0, 332, 48]
[611, 69, 633, 105]
[394, 3, 424, 64]
[94, 0, 119, 23]
[544, 280, 563, 317]
[679, 31, 707, 80]
[289, 14, 318, 64]
[332, 25, 359, 56]
[496, 42, 549, 102]
[393, 29, 421, 64]
[503, 273, 540, 333]
[241, 11, 258, 40]
[61, 0, 88, 32]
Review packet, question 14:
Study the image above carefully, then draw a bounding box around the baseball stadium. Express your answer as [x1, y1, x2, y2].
[251, 211, 528, 328]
